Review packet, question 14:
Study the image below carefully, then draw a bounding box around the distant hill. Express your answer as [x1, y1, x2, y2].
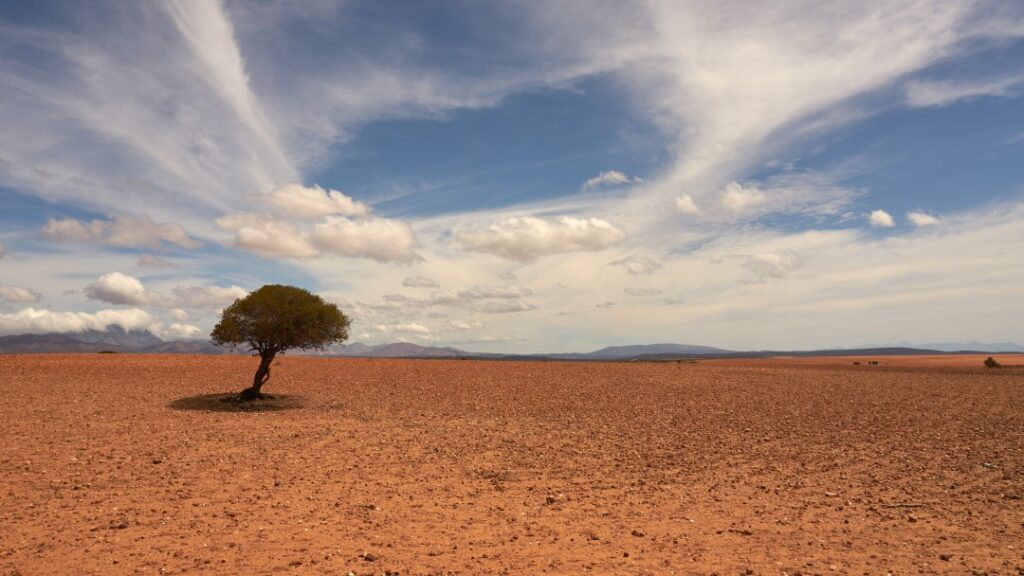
[0, 330, 233, 355]
[71, 327, 163, 348]
[874, 341, 1024, 353]
[581, 343, 731, 359]
[1, 330, 1021, 360]
[0, 332, 130, 354]
[0, 330, 468, 358]
[333, 342, 467, 358]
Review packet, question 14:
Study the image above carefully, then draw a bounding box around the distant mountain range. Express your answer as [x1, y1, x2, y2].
[872, 341, 1024, 353]
[0, 328, 1021, 359]
[0, 328, 227, 355]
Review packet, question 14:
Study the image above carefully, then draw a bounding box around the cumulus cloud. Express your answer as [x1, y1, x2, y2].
[0, 307, 154, 336]
[216, 213, 319, 259]
[720, 182, 767, 213]
[478, 300, 536, 314]
[744, 252, 801, 283]
[152, 322, 203, 339]
[171, 285, 247, 309]
[611, 255, 662, 276]
[82, 272, 245, 311]
[42, 214, 201, 249]
[403, 275, 439, 288]
[83, 272, 165, 306]
[583, 170, 642, 190]
[449, 319, 483, 330]
[263, 183, 370, 219]
[312, 217, 421, 263]
[218, 212, 420, 262]
[625, 287, 663, 297]
[907, 211, 941, 227]
[0, 285, 42, 303]
[675, 194, 700, 215]
[374, 322, 431, 334]
[455, 216, 625, 261]
[869, 209, 895, 228]
[137, 254, 177, 268]
[458, 286, 533, 299]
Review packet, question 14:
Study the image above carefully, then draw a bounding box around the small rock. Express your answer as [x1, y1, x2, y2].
[631, 529, 645, 537]
[362, 552, 377, 562]
[151, 459, 162, 465]
[545, 495, 556, 505]
[940, 554, 952, 561]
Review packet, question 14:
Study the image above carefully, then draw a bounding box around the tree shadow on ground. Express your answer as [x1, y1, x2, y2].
[168, 393, 304, 413]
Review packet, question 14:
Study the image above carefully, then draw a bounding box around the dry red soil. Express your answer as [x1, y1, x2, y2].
[2, 354, 1022, 576]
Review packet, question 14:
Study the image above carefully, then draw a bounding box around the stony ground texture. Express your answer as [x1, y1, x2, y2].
[1, 354, 1022, 575]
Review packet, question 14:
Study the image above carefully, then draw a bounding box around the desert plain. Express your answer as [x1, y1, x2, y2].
[1, 354, 1022, 575]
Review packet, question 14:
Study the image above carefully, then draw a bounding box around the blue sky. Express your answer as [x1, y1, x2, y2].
[0, 0, 1022, 352]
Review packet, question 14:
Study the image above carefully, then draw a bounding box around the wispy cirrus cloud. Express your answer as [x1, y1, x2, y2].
[905, 73, 1024, 107]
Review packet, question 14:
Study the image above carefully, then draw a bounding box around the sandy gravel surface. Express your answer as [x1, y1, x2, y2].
[1, 354, 1022, 575]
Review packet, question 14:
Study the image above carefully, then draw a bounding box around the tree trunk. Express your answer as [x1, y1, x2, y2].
[239, 351, 275, 400]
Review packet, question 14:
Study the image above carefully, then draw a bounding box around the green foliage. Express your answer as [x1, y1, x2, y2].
[211, 284, 350, 356]
[984, 356, 1001, 369]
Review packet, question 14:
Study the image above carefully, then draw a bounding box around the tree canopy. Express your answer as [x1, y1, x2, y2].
[211, 284, 350, 399]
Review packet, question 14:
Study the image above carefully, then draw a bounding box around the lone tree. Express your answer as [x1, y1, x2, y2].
[211, 284, 351, 400]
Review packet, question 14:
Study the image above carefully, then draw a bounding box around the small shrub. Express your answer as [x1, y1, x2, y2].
[984, 357, 1001, 369]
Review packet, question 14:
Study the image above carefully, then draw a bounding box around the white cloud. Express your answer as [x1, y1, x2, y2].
[449, 320, 483, 330]
[83, 272, 165, 306]
[905, 74, 1024, 108]
[675, 194, 700, 215]
[82, 272, 245, 311]
[152, 322, 202, 340]
[907, 211, 941, 227]
[42, 215, 201, 250]
[312, 217, 421, 263]
[263, 183, 370, 219]
[402, 275, 439, 288]
[478, 300, 536, 314]
[458, 286, 534, 299]
[744, 252, 801, 283]
[611, 255, 662, 275]
[625, 287, 663, 297]
[218, 211, 420, 263]
[171, 285, 247, 309]
[374, 322, 431, 335]
[869, 209, 895, 228]
[216, 213, 319, 259]
[720, 181, 767, 213]
[0, 307, 154, 336]
[137, 254, 178, 268]
[0, 285, 42, 303]
[455, 216, 625, 261]
[583, 170, 642, 190]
